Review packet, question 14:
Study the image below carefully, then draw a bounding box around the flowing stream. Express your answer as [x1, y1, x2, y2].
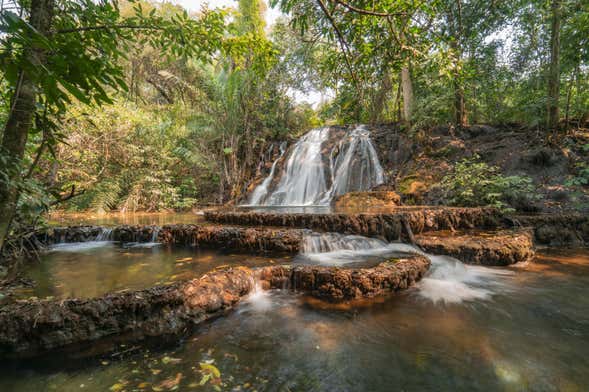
[3, 248, 588, 391]
[245, 125, 384, 206]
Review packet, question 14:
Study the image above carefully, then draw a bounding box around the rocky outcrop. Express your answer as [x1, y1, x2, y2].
[40, 224, 306, 253]
[258, 256, 430, 301]
[513, 214, 589, 246]
[205, 207, 502, 242]
[334, 191, 401, 211]
[0, 267, 254, 359]
[415, 229, 535, 266]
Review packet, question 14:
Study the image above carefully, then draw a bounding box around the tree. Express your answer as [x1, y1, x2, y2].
[547, 0, 562, 131]
[0, 0, 226, 250]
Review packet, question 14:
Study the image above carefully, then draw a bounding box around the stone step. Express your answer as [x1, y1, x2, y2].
[415, 228, 535, 266]
[204, 207, 503, 242]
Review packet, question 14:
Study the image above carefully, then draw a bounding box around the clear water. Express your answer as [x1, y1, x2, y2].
[13, 242, 291, 300]
[2, 249, 588, 391]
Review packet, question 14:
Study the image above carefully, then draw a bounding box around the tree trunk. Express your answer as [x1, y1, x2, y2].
[370, 69, 391, 123]
[454, 80, 467, 126]
[0, 0, 54, 251]
[547, 0, 561, 132]
[401, 65, 414, 123]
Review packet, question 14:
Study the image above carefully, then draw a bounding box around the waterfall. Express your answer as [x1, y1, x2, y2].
[150, 226, 160, 242]
[95, 228, 113, 241]
[245, 125, 385, 206]
[321, 125, 385, 203]
[264, 127, 331, 206]
[247, 142, 287, 205]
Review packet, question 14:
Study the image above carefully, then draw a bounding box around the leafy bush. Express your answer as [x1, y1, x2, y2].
[440, 156, 536, 211]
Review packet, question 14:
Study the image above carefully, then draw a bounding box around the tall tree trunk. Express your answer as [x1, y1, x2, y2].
[448, 0, 467, 127]
[370, 69, 391, 123]
[547, 0, 561, 132]
[401, 65, 414, 123]
[0, 0, 54, 251]
[454, 80, 467, 126]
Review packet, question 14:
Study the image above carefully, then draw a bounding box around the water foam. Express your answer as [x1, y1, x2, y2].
[298, 232, 513, 303]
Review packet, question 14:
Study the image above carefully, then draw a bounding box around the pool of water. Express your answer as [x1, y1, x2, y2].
[47, 212, 206, 227]
[14, 242, 291, 300]
[1, 249, 588, 391]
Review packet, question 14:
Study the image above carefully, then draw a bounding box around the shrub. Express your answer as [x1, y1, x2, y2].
[440, 155, 536, 212]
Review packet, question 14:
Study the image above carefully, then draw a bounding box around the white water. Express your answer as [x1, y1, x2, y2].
[125, 226, 161, 248]
[246, 125, 384, 206]
[321, 125, 385, 203]
[242, 279, 273, 312]
[247, 142, 287, 205]
[50, 241, 114, 252]
[95, 228, 113, 241]
[298, 232, 513, 303]
[417, 255, 513, 304]
[50, 228, 114, 252]
[299, 232, 401, 265]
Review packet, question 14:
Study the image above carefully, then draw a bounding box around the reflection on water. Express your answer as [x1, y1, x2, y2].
[18, 243, 290, 300]
[1, 249, 588, 391]
[47, 212, 206, 227]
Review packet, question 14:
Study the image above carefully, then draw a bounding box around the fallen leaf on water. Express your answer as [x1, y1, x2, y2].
[200, 362, 221, 378]
[154, 373, 182, 391]
[151, 369, 162, 375]
[162, 356, 182, 365]
[109, 383, 125, 392]
[137, 382, 150, 388]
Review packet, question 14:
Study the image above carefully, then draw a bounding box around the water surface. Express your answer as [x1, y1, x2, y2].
[2, 249, 588, 391]
[16, 242, 290, 300]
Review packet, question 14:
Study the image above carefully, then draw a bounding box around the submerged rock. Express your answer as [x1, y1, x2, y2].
[415, 229, 535, 266]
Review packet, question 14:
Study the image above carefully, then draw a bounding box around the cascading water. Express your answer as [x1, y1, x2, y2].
[298, 232, 513, 303]
[245, 125, 384, 206]
[247, 142, 287, 205]
[95, 228, 113, 241]
[321, 125, 385, 203]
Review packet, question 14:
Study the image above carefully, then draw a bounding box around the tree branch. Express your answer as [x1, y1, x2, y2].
[333, 0, 407, 17]
[49, 185, 85, 206]
[315, 0, 360, 88]
[56, 24, 165, 34]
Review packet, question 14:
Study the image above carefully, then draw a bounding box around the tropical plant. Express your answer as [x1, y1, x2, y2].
[440, 156, 536, 211]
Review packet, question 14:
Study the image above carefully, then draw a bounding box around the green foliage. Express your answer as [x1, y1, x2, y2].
[54, 101, 209, 212]
[440, 156, 536, 211]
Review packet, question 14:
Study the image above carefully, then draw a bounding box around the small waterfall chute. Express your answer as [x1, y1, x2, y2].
[95, 228, 113, 241]
[246, 142, 287, 205]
